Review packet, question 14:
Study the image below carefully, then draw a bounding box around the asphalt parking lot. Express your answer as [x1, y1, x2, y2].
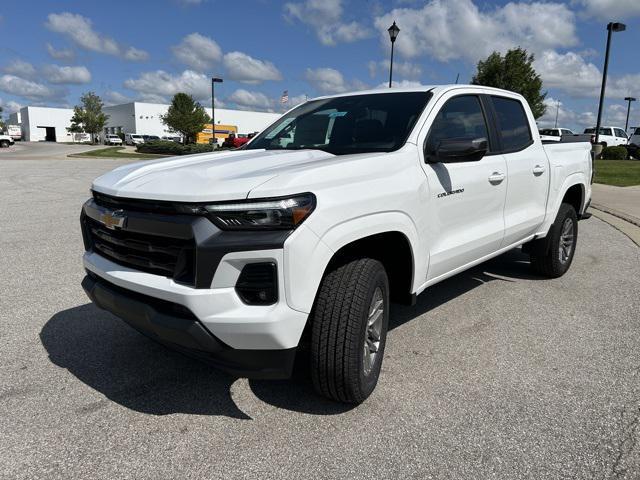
[1, 145, 639, 479]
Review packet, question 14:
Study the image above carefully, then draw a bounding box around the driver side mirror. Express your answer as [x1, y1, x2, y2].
[426, 137, 488, 163]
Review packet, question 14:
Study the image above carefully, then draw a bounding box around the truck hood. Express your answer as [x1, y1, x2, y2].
[91, 149, 337, 202]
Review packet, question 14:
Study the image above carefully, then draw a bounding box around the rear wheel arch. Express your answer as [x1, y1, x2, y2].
[561, 183, 585, 216]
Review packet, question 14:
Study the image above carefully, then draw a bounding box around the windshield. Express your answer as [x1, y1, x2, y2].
[246, 92, 432, 155]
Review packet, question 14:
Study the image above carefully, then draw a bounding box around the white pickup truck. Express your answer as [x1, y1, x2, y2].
[80, 85, 593, 404]
[0, 133, 15, 148]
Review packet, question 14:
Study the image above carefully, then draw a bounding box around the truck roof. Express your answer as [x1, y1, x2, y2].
[309, 84, 525, 102]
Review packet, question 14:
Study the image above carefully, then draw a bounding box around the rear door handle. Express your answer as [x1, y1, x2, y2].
[533, 165, 546, 175]
[488, 172, 505, 185]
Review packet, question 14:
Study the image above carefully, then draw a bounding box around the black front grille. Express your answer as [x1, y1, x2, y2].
[85, 217, 195, 284]
[93, 191, 180, 215]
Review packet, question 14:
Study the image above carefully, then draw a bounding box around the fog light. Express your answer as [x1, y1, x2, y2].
[235, 262, 278, 305]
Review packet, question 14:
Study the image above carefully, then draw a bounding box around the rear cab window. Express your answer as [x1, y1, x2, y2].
[490, 96, 532, 152]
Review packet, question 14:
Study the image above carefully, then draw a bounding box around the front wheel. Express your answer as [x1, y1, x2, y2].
[0, 140, 9, 148]
[530, 203, 578, 278]
[310, 258, 389, 404]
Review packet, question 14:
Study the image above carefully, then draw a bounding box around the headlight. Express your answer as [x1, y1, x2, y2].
[186, 193, 316, 230]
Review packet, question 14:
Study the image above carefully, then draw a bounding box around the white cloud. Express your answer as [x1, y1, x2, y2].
[103, 90, 133, 106]
[284, 0, 371, 46]
[46, 43, 76, 61]
[377, 79, 425, 89]
[368, 60, 422, 80]
[0, 98, 23, 114]
[43, 64, 91, 84]
[374, 0, 577, 63]
[45, 12, 148, 61]
[124, 69, 211, 103]
[304, 67, 370, 94]
[535, 50, 601, 97]
[223, 51, 282, 84]
[228, 89, 274, 111]
[0, 74, 61, 100]
[573, 0, 640, 19]
[171, 33, 222, 71]
[4, 60, 37, 79]
[304, 67, 349, 94]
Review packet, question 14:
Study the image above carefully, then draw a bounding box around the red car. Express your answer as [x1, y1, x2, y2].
[222, 132, 258, 149]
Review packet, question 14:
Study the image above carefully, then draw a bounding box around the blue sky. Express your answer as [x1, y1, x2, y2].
[1, 0, 640, 131]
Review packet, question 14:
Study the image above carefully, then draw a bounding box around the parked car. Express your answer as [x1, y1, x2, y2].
[0, 133, 15, 148]
[142, 135, 161, 143]
[222, 133, 250, 148]
[539, 128, 574, 142]
[583, 126, 628, 147]
[125, 133, 145, 146]
[104, 134, 123, 146]
[161, 136, 183, 144]
[80, 85, 593, 404]
[628, 127, 640, 147]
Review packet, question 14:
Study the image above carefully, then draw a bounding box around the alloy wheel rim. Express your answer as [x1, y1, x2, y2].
[363, 287, 384, 376]
[558, 218, 575, 264]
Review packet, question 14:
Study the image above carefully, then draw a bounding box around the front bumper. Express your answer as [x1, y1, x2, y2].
[82, 273, 297, 378]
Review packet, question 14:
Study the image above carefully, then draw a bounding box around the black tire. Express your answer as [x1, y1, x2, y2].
[0, 140, 9, 148]
[310, 258, 389, 404]
[530, 203, 578, 278]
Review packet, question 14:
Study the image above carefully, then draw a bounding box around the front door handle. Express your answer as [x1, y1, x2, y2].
[488, 172, 505, 185]
[533, 165, 546, 176]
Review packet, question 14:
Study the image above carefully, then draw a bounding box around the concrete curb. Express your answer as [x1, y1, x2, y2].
[591, 203, 640, 227]
[589, 207, 640, 247]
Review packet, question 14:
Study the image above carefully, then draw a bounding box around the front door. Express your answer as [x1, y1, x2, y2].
[419, 94, 507, 281]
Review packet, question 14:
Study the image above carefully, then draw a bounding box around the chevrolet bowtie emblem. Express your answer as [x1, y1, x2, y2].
[100, 209, 127, 230]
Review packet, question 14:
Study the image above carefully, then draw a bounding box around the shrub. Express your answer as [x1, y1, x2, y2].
[136, 141, 215, 156]
[601, 146, 628, 160]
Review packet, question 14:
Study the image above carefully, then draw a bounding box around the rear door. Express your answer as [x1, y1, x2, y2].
[614, 128, 628, 145]
[418, 93, 507, 281]
[488, 95, 549, 246]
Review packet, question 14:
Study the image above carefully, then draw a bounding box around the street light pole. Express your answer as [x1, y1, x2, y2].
[387, 22, 400, 88]
[595, 22, 626, 145]
[211, 77, 223, 151]
[624, 96, 636, 132]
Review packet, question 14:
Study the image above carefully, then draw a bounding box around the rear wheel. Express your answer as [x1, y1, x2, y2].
[529, 203, 578, 278]
[310, 258, 389, 404]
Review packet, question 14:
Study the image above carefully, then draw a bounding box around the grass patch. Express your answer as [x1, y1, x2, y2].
[68, 147, 164, 160]
[594, 159, 640, 187]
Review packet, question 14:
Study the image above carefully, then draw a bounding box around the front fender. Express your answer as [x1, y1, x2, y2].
[282, 211, 422, 314]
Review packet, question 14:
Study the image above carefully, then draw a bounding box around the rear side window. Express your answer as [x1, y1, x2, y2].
[425, 95, 490, 155]
[491, 96, 532, 151]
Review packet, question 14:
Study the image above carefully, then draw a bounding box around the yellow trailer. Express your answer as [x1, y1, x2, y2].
[197, 124, 238, 145]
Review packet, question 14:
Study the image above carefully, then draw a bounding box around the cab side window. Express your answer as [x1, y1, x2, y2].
[425, 95, 490, 158]
[491, 96, 532, 152]
[615, 128, 627, 139]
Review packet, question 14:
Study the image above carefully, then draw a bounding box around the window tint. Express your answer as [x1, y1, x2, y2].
[491, 96, 532, 151]
[425, 95, 489, 156]
[561, 129, 573, 135]
[604, 128, 613, 136]
[615, 128, 627, 138]
[634, 127, 640, 135]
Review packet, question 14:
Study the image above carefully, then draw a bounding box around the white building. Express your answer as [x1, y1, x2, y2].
[12, 102, 282, 142]
[16, 106, 82, 142]
[104, 102, 281, 137]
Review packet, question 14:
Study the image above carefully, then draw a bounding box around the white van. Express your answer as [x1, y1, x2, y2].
[125, 133, 144, 146]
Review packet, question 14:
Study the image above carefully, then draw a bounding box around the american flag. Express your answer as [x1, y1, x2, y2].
[280, 90, 289, 104]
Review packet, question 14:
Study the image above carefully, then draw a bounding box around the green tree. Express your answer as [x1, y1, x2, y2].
[69, 92, 109, 143]
[161, 93, 210, 144]
[472, 47, 547, 119]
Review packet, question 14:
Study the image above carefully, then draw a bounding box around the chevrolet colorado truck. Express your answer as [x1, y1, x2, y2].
[80, 85, 593, 404]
